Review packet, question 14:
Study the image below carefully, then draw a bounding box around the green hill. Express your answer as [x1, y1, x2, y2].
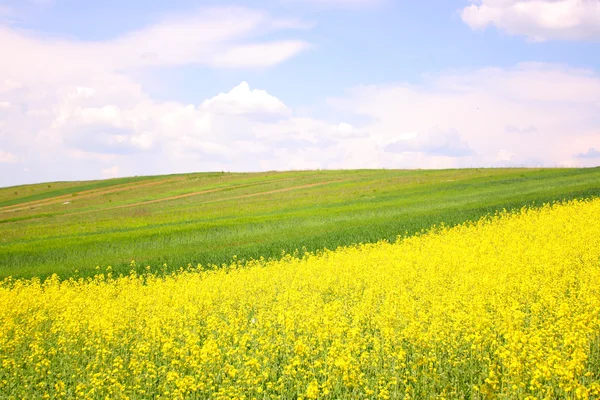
[1, 168, 599, 279]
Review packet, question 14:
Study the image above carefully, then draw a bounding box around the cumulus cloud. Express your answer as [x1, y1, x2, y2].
[329, 63, 600, 169]
[253, 117, 367, 144]
[2, 62, 600, 186]
[461, 0, 600, 41]
[1, 1, 599, 188]
[0, 69, 368, 185]
[0, 151, 17, 163]
[200, 82, 291, 116]
[102, 165, 121, 178]
[0, 6, 315, 186]
[385, 128, 473, 157]
[575, 148, 600, 159]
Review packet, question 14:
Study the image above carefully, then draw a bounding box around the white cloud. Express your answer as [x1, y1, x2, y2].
[0, 151, 17, 163]
[2, 63, 600, 186]
[200, 82, 290, 116]
[1, 1, 599, 190]
[0, 7, 311, 85]
[208, 41, 311, 68]
[385, 128, 473, 157]
[253, 117, 366, 144]
[0, 6, 313, 186]
[496, 149, 516, 163]
[0, 72, 369, 185]
[102, 165, 121, 178]
[329, 63, 600, 168]
[461, 0, 600, 41]
[331, 123, 365, 138]
[575, 148, 600, 159]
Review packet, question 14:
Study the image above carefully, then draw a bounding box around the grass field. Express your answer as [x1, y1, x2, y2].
[1, 168, 600, 279]
[2, 198, 600, 399]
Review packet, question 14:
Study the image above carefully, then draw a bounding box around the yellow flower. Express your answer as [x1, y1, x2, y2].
[1, 198, 600, 398]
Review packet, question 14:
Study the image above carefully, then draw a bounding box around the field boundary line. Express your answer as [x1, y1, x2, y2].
[57, 177, 354, 218]
[0, 177, 187, 213]
[1, 173, 345, 216]
[198, 178, 354, 205]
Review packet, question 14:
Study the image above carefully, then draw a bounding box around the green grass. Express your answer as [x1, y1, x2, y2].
[1, 168, 599, 279]
[0, 175, 161, 208]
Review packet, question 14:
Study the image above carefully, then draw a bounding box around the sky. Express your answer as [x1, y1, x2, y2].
[0, 0, 599, 187]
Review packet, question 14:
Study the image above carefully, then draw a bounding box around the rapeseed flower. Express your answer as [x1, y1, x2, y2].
[1, 199, 600, 398]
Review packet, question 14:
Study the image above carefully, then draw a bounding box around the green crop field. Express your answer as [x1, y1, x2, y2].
[1, 167, 599, 279]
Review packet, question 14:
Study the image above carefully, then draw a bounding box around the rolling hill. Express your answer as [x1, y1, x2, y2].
[1, 167, 599, 279]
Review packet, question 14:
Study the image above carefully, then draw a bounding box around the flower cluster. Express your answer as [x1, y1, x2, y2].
[1, 199, 600, 399]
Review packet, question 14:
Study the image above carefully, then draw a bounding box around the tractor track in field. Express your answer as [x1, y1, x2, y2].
[58, 177, 354, 218]
[0, 177, 187, 213]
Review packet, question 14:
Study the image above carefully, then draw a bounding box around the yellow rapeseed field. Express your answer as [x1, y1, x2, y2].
[2, 199, 600, 399]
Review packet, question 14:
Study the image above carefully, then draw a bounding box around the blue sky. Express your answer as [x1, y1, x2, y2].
[0, 0, 599, 186]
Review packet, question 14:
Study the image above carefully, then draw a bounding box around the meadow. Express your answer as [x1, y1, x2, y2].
[1, 198, 600, 399]
[1, 168, 600, 279]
